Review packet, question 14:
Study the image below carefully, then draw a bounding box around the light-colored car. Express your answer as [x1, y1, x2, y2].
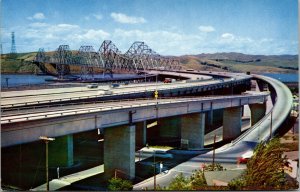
[87, 83, 98, 88]
[103, 90, 113, 95]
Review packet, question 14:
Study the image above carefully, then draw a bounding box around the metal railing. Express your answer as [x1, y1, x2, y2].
[1, 78, 250, 109]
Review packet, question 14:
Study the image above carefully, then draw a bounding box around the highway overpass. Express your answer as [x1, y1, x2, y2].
[2, 92, 268, 180]
[1, 69, 292, 183]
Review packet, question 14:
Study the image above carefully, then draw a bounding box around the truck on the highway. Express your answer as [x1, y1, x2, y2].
[164, 78, 176, 83]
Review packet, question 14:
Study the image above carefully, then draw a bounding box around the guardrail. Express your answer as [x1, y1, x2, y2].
[1, 92, 267, 113]
[1, 93, 268, 124]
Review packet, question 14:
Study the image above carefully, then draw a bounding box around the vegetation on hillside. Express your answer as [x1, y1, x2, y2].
[228, 138, 299, 190]
[107, 177, 133, 191]
[155, 170, 208, 190]
[145, 138, 298, 191]
[1, 53, 37, 73]
[180, 53, 298, 74]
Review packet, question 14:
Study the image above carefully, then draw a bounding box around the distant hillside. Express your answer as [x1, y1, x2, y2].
[1, 53, 37, 74]
[179, 52, 298, 74]
[1, 52, 298, 74]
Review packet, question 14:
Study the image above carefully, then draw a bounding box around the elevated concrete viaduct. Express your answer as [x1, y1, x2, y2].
[2, 93, 268, 180]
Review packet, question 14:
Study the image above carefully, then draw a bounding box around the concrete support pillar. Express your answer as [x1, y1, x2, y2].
[136, 121, 147, 148]
[223, 107, 242, 141]
[249, 103, 266, 126]
[207, 110, 213, 126]
[104, 125, 135, 180]
[158, 116, 181, 138]
[269, 86, 277, 105]
[257, 80, 265, 92]
[206, 109, 223, 128]
[49, 135, 73, 167]
[241, 105, 244, 117]
[181, 113, 205, 149]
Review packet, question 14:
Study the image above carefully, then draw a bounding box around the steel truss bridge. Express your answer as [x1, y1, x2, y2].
[33, 40, 181, 79]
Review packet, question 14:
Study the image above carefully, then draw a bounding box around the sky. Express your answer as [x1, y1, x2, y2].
[1, 0, 298, 55]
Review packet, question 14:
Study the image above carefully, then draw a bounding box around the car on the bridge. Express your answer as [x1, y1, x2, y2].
[110, 83, 120, 88]
[87, 83, 98, 88]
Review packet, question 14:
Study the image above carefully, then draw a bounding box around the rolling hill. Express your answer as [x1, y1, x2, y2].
[1, 52, 298, 74]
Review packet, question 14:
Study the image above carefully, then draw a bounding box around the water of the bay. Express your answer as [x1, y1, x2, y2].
[1, 74, 141, 87]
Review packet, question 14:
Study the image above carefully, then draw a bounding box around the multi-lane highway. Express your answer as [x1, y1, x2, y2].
[1, 71, 250, 108]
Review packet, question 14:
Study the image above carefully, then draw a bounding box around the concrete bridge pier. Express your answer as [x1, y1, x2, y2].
[49, 135, 74, 167]
[206, 109, 223, 130]
[256, 80, 266, 92]
[181, 113, 205, 149]
[135, 121, 147, 149]
[249, 103, 266, 126]
[223, 107, 242, 141]
[268, 86, 277, 105]
[158, 116, 181, 139]
[104, 125, 135, 180]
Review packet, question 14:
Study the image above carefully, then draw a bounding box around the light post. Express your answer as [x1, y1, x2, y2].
[155, 74, 158, 105]
[212, 134, 216, 170]
[5, 77, 9, 88]
[270, 111, 273, 140]
[39, 136, 55, 191]
[153, 150, 156, 191]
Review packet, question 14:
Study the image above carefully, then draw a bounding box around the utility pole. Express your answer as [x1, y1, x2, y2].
[153, 150, 156, 191]
[40, 136, 55, 191]
[5, 77, 9, 88]
[270, 111, 273, 140]
[212, 134, 216, 170]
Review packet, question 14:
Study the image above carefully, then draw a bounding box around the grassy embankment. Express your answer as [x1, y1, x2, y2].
[180, 53, 298, 74]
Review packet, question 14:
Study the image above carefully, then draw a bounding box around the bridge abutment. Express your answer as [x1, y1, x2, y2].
[104, 125, 135, 180]
[181, 113, 205, 149]
[223, 107, 242, 141]
[249, 103, 266, 126]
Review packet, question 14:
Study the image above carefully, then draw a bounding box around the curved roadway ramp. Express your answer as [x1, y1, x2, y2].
[133, 74, 293, 190]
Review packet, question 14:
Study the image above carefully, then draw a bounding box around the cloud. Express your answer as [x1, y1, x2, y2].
[84, 14, 102, 21]
[112, 29, 204, 55]
[110, 12, 146, 24]
[15, 22, 110, 52]
[78, 29, 110, 40]
[2, 21, 297, 55]
[29, 22, 49, 28]
[93, 14, 103, 20]
[27, 12, 45, 20]
[56, 24, 80, 31]
[221, 33, 235, 40]
[198, 26, 215, 33]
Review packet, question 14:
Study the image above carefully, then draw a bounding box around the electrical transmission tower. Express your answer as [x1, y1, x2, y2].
[10, 32, 17, 58]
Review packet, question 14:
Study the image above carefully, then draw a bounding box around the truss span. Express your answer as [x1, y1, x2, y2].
[33, 41, 181, 78]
